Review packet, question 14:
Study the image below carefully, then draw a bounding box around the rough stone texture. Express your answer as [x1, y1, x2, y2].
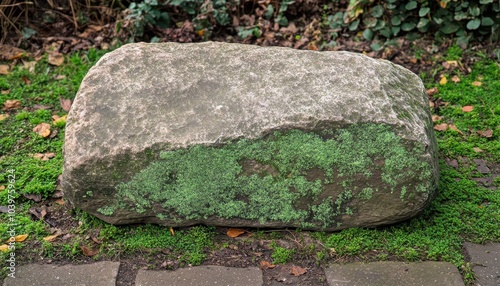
[135, 266, 263, 286]
[3, 262, 119, 286]
[325, 262, 465, 286]
[464, 242, 500, 286]
[62, 42, 439, 230]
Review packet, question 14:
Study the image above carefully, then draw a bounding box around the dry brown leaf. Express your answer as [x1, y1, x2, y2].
[14, 234, 28, 242]
[170, 227, 175, 236]
[431, 115, 442, 122]
[0, 44, 27, 61]
[24, 193, 42, 202]
[227, 228, 246, 238]
[33, 123, 51, 137]
[290, 265, 307, 276]
[80, 245, 98, 257]
[426, 87, 438, 97]
[451, 75, 460, 83]
[449, 124, 463, 134]
[429, 101, 435, 107]
[472, 81, 482, 87]
[0, 65, 9, 75]
[0, 244, 8, 252]
[1, 90, 9, 95]
[0, 114, 9, 121]
[91, 236, 102, 244]
[22, 75, 31, 85]
[55, 199, 65, 205]
[60, 97, 72, 112]
[54, 74, 67, 80]
[33, 152, 56, 161]
[0, 185, 5, 191]
[473, 147, 483, 153]
[462, 106, 473, 112]
[48, 53, 64, 66]
[260, 260, 276, 270]
[477, 129, 493, 138]
[434, 123, 448, 131]
[3, 99, 21, 110]
[23, 61, 37, 73]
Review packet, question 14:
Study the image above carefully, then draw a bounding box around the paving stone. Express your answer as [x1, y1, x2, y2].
[3, 261, 120, 286]
[135, 265, 262, 286]
[464, 242, 500, 286]
[325, 261, 464, 286]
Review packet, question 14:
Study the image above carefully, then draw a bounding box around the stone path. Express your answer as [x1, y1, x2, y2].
[3, 242, 498, 286]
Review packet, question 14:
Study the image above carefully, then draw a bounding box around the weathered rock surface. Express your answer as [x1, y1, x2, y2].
[62, 42, 439, 230]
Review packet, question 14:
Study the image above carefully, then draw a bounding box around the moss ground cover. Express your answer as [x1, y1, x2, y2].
[0, 45, 498, 284]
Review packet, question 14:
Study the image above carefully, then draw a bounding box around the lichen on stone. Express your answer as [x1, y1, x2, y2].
[98, 123, 433, 229]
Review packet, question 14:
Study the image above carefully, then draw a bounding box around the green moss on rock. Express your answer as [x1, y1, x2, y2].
[98, 123, 432, 228]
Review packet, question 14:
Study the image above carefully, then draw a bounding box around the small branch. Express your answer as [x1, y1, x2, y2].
[0, 2, 33, 8]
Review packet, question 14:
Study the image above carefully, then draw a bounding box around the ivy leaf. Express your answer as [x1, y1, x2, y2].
[466, 19, 481, 30]
[417, 18, 430, 30]
[371, 5, 384, 18]
[349, 19, 360, 31]
[419, 7, 430, 17]
[401, 22, 416, 31]
[481, 17, 494, 26]
[405, 1, 418, 10]
[391, 16, 401, 26]
[362, 29, 373, 40]
[479, 0, 493, 3]
[440, 22, 460, 34]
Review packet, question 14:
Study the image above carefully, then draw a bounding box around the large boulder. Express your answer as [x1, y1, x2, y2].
[62, 42, 439, 231]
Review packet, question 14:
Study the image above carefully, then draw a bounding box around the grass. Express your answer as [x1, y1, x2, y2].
[0, 44, 499, 284]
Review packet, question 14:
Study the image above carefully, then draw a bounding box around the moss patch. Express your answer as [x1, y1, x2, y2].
[99, 123, 433, 228]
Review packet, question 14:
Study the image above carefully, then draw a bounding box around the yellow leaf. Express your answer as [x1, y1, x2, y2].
[52, 115, 67, 125]
[0, 244, 9, 252]
[14, 234, 28, 242]
[169, 227, 175, 236]
[0, 114, 9, 121]
[473, 147, 483, 153]
[439, 76, 448, 85]
[43, 234, 60, 242]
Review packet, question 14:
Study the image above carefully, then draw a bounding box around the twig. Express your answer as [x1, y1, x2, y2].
[0, 2, 33, 8]
[68, 0, 78, 30]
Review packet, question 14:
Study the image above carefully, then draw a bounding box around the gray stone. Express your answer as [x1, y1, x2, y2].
[62, 42, 439, 230]
[135, 266, 262, 286]
[325, 261, 464, 286]
[3, 262, 120, 286]
[464, 242, 500, 286]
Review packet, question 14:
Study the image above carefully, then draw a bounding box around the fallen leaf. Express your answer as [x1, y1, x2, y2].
[48, 53, 64, 66]
[0, 245, 8, 252]
[14, 234, 28, 242]
[290, 265, 307, 276]
[0, 206, 8, 213]
[22, 61, 37, 73]
[260, 260, 276, 270]
[80, 245, 98, 257]
[1, 90, 9, 95]
[227, 228, 246, 238]
[477, 129, 493, 138]
[471, 81, 482, 87]
[0, 44, 28, 61]
[0, 65, 9, 75]
[33, 152, 56, 161]
[54, 74, 66, 80]
[91, 236, 102, 244]
[22, 75, 31, 85]
[429, 101, 435, 107]
[33, 123, 51, 137]
[0, 114, 9, 121]
[473, 147, 483, 153]
[0, 185, 4, 191]
[33, 104, 52, 111]
[446, 60, 459, 68]
[43, 234, 61, 242]
[431, 115, 442, 122]
[449, 124, 463, 134]
[3, 99, 21, 110]
[170, 227, 175, 236]
[24, 194, 42, 202]
[52, 115, 67, 125]
[439, 76, 448, 85]
[462, 106, 473, 112]
[54, 199, 65, 205]
[40, 206, 47, 219]
[451, 75, 460, 83]
[426, 87, 438, 97]
[49, 129, 59, 139]
[434, 123, 448, 131]
[60, 97, 72, 112]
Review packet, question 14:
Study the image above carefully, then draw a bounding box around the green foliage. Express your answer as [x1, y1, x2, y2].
[270, 241, 295, 264]
[127, 0, 171, 38]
